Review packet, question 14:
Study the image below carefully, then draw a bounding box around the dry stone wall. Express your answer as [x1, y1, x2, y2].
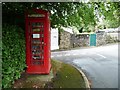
[71, 34, 89, 48]
[59, 31, 72, 49]
[97, 33, 119, 46]
[96, 33, 107, 46]
[59, 31, 119, 50]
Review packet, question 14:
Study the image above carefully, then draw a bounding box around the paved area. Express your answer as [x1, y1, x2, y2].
[51, 43, 119, 88]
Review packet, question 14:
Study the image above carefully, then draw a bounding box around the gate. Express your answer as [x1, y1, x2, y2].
[90, 34, 96, 46]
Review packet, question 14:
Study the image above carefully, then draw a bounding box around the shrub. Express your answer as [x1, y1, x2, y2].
[2, 24, 26, 88]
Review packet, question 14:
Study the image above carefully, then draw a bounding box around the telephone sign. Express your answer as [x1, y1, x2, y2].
[25, 9, 51, 74]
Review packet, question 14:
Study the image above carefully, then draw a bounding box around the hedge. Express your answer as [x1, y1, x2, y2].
[2, 24, 26, 88]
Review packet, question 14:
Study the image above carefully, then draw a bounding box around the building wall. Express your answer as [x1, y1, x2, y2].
[51, 28, 59, 50]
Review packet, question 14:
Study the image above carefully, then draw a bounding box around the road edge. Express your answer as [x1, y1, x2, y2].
[72, 64, 91, 89]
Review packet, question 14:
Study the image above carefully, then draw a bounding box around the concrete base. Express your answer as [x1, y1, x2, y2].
[13, 69, 53, 88]
[27, 69, 53, 82]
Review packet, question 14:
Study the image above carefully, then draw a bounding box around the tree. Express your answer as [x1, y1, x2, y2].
[93, 2, 120, 29]
[2, 2, 96, 30]
[2, 2, 79, 27]
[2, 2, 119, 32]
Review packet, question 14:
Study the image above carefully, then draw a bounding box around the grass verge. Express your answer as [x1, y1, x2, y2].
[45, 60, 86, 88]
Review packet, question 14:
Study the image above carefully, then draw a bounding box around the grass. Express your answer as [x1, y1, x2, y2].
[13, 60, 86, 88]
[45, 60, 86, 88]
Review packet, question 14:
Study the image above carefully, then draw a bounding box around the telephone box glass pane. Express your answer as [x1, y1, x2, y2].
[31, 22, 44, 65]
[33, 62, 40, 65]
[32, 22, 44, 33]
[32, 22, 43, 27]
[32, 55, 41, 60]
[32, 45, 40, 49]
[31, 39, 44, 62]
[33, 34, 40, 38]
[32, 28, 40, 32]
[32, 50, 40, 54]
[32, 40, 40, 44]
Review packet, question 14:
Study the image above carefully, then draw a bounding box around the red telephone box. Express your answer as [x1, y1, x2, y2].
[25, 9, 51, 74]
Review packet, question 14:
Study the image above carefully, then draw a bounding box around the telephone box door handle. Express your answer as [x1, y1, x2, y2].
[44, 43, 46, 46]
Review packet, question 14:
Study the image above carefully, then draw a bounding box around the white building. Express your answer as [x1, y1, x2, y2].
[51, 28, 59, 50]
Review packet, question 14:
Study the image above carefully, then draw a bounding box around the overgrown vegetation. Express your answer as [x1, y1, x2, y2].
[2, 24, 26, 88]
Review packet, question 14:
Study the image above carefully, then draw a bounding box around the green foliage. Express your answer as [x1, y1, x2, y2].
[2, 24, 26, 88]
[2, 2, 96, 29]
[2, 2, 119, 32]
[94, 2, 119, 29]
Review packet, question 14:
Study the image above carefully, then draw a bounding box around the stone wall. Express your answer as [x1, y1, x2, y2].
[59, 31, 119, 50]
[96, 33, 119, 46]
[59, 31, 72, 49]
[71, 34, 89, 48]
[96, 33, 106, 46]
[106, 33, 120, 42]
[59, 32, 90, 49]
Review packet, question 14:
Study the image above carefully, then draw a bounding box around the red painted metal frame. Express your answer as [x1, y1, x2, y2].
[25, 9, 51, 74]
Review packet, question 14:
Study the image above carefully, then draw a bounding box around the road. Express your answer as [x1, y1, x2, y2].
[51, 44, 119, 88]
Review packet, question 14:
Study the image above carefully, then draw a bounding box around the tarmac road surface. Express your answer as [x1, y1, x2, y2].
[51, 43, 119, 88]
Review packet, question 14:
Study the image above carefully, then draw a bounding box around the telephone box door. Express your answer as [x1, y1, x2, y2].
[30, 21, 44, 65]
[25, 9, 51, 74]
